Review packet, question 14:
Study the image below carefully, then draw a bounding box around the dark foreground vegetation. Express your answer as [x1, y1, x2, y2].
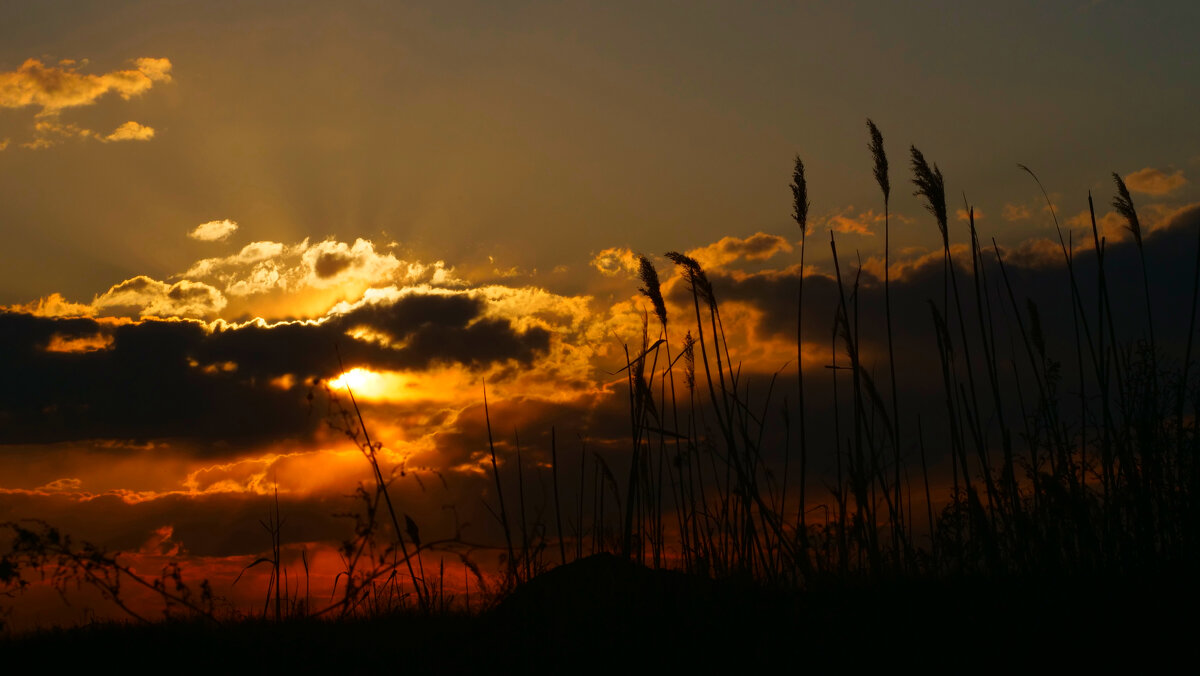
[4, 553, 1197, 669]
[4, 120, 1200, 665]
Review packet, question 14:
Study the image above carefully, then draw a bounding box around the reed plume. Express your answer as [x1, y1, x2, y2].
[637, 255, 668, 327]
[1112, 173, 1143, 248]
[791, 155, 809, 229]
[867, 120, 889, 201]
[911, 146, 948, 247]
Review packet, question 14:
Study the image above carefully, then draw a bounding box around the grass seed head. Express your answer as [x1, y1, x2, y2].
[1111, 172, 1143, 248]
[867, 119, 889, 201]
[911, 145, 948, 247]
[791, 155, 809, 235]
[637, 255, 668, 327]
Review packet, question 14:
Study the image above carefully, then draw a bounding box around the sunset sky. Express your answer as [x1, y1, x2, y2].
[3, 1, 1199, 627]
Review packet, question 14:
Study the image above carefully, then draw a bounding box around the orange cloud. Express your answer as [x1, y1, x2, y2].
[819, 207, 913, 237]
[44, 332, 114, 353]
[1066, 209, 1135, 246]
[3, 292, 96, 317]
[1003, 203, 1032, 221]
[825, 209, 874, 235]
[0, 57, 171, 111]
[686, 233, 792, 270]
[102, 120, 155, 142]
[0, 57, 171, 148]
[591, 247, 640, 277]
[1124, 167, 1187, 196]
[955, 207, 984, 222]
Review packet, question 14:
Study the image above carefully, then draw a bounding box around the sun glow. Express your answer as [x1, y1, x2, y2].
[329, 367, 386, 398]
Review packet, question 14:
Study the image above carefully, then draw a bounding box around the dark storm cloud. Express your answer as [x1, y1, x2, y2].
[0, 314, 316, 446]
[699, 204, 1200, 380]
[0, 292, 550, 447]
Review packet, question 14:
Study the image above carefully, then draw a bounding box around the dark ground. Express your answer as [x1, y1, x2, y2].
[3, 553, 1196, 671]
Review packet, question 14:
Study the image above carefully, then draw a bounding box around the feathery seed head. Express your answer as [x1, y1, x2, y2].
[867, 119, 889, 201]
[790, 155, 809, 235]
[665, 251, 714, 305]
[1111, 172, 1143, 248]
[637, 255, 668, 326]
[911, 146, 948, 247]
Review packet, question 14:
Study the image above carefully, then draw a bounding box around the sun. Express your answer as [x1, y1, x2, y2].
[328, 367, 384, 398]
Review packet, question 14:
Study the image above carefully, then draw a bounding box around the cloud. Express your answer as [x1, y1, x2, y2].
[591, 247, 640, 277]
[3, 292, 96, 318]
[92, 276, 227, 318]
[302, 239, 402, 287]
[0, 57, 172, 112]
[0, 57, 172, 148]
[188, 219, 240, 242]
[15, 238, 467, 326]
[45, 332, 114, 353]
[1065, 209, 1128, 245]
[955, 207, 984, 222]
[102, 120, 155, 142]
[1124, 167, 1187, 196]
[686, 233, 792, 270]
[819, 207, 911, 237]
[182, 238, 446, 307]
[1003, 203, 1033, 221]
[825, 208, 874, 235]
[1000, 237, 1065, 268]
[0, 287, 553, 446]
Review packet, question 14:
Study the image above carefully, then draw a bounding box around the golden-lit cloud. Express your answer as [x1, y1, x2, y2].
[326, 282, 598, 397]
[188, 219, 240, 242]
[825, 207, 874, 235]
[861, 243, 972, 282]
[93, 276, 227, 318]
[102, 120, 155, 142]
[1003, 203, 1033, 221]
[591, 247, 640, 277]
[179, 237, 460, 319]
[303, 238, 403, 287]
[0, 57, 172, 148]
[819, 207, 912, 237]
[955, 207, 984, 222]
[0, 57, 172, 111]
[1065, 209, 1126, 244]
[686, 233, 792, 270]
[1124, 167, 1187, 196]
[44, 332, 114, 353]
[3, 292, 97, 318]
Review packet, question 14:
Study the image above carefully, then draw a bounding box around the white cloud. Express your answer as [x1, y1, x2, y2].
[188, 219, 240, 242]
